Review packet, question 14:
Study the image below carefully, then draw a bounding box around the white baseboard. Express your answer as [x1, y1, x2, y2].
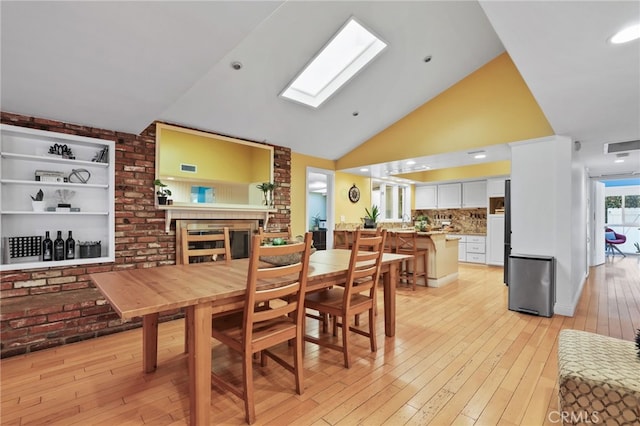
[553, 273, 587, 317]
[427, 272, 459, 288]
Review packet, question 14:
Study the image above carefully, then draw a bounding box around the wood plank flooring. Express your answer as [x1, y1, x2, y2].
[2, 256, 638, 425]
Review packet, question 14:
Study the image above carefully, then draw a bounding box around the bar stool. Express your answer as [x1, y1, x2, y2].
[394, 231, 428, 290]
[333, 229, 353, 249]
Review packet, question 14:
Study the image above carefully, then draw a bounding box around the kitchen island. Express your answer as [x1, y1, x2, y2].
[411, 230, 460, 287]
[334, 228, 459, 287]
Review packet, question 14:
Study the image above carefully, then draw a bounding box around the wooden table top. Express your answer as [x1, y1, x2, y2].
[90, 249, 410, 319]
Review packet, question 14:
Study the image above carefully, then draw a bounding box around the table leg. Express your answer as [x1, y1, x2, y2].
[383, 264, 397, 337]
[142, 313, 159, 373]
[187, 303, 212, 425]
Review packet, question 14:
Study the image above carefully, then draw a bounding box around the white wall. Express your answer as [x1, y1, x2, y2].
[510, 135, 587, 317]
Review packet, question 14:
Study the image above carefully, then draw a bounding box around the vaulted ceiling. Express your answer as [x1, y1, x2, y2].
[1, 1, 638, 180]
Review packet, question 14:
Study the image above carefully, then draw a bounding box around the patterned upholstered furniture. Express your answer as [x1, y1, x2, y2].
[558, 329, 640, 425]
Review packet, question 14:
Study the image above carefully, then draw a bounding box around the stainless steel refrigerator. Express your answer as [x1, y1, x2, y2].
[503, 179, 511, 285]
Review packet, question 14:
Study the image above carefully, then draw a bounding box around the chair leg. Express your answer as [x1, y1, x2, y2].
[611, 244, 626, 257]
[293, 336, 304, 395]
[341, 316, 351, 368]
[243, 352, 256, 424]
[369, 306, 377, 352]
[411, 258, 417, 291]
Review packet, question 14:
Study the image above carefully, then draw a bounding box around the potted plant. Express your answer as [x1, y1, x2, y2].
[311, 213, 321, 231]
[30, 189, 45, 211]
[256, 182, 276, 206]
[415, 214, 430, 231]
[363, 205, 380, 229]
[153, 179, 172, 205]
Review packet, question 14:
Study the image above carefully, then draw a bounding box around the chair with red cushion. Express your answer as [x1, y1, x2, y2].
[605, 228, 626, 257]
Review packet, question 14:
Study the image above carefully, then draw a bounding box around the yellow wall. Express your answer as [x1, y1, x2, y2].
[401, 160, 511, 183]
[290, 153, 373, 236]
[157, 123, 272, 184]
[334, 172, 372, 225]
[336, 53, 553, 171]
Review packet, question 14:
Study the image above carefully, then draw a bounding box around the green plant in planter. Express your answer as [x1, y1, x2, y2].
[311, 213, 321, 230]
[153, 179, 172, 205]
[364, 205, 380, 229]
[30, 189, 44, 201]
[256, 182, 276, 206]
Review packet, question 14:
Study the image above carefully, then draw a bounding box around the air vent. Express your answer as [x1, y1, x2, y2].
[180, 163, 197, 173]
[604, 139, 640, 154]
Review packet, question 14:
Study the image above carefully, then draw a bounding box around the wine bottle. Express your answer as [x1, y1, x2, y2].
[53, 231, 65, 261]
[42, 231, 53, 261]
[65, 230, 75, 260]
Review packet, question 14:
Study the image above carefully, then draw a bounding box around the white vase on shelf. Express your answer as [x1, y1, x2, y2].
[31, 200, 45, 212]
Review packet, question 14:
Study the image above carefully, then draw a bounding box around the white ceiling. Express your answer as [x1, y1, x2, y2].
[1, 1, 639, 182]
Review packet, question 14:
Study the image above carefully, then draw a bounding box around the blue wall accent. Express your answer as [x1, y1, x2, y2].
[603, 178, 640, 187]
[309, 192, 327, 229]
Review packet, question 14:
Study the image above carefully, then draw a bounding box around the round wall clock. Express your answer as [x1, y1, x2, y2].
[348, 184, 360, 203]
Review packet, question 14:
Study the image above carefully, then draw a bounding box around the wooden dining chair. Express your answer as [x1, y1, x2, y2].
[258, 225, 291, 242]
[395, 231, 428, 290]
[304, 229, 387, 368]
[181, 226, 231, 265]
[181, 226, 233, 351]
[210, 233, 313, 425]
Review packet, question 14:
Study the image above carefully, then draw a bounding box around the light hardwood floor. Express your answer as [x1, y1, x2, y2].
[2, 256, 638, 425]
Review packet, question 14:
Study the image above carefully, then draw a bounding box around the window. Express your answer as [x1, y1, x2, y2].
[605, 189, 639, 226]
[372, 182, 411, 221]
[604, 184, 639, 254]
[280, 17, 387, 108]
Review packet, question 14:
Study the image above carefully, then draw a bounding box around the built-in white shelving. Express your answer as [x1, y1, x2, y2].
[1, 124, 115, 271]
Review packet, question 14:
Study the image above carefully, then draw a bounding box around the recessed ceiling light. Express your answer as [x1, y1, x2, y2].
[352, 111, 359, 117]
[468, 150, 486, 159]
[615, 159, 625, 163]
[231, 61, 243, 70]
[610, 23, 640, 44]
[280, 17, 387, 108]
[406, 160, 416, 165]
[360, 168, 369, 172]
[424, 55, 432, 63]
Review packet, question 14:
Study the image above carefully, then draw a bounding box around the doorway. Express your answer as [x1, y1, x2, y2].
[306, 168, 335, 249]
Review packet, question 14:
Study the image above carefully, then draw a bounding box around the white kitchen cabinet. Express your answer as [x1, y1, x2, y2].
[487, 214, 505, 265]
[458, 234, 485, 263]
[457, 235, 467, 261]
[487, 178, 507, 197]
[415, 185, 437, 209]
[462, 180, 487, 208]
[1, 124, 115, 271]
[437, 183, 461, 208]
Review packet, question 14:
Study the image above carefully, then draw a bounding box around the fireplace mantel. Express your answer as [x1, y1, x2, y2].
[159, 203, 275, 233]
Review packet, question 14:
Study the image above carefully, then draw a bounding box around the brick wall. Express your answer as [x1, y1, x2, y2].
[0, 111, 291, 358]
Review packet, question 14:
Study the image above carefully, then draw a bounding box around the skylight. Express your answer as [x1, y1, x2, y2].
[280, 17, 387, 108]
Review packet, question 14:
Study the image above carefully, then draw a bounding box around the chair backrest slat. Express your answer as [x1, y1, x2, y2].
[343, 229, 387, 305]
[244, 233, 313, 345]
[181, 227, 231, 264]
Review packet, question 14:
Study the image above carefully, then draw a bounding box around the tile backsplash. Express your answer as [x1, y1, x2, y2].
[413, 208, 488, 234]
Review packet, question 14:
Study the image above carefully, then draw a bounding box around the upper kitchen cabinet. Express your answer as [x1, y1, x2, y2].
[415, 185, 437, 209]
[462, 180, 487, 208]
[437, 183, 462, 209]
[487, 178, 508, 197]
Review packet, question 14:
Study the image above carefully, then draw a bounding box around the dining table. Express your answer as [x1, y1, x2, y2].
[90, 249, 410, 425]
